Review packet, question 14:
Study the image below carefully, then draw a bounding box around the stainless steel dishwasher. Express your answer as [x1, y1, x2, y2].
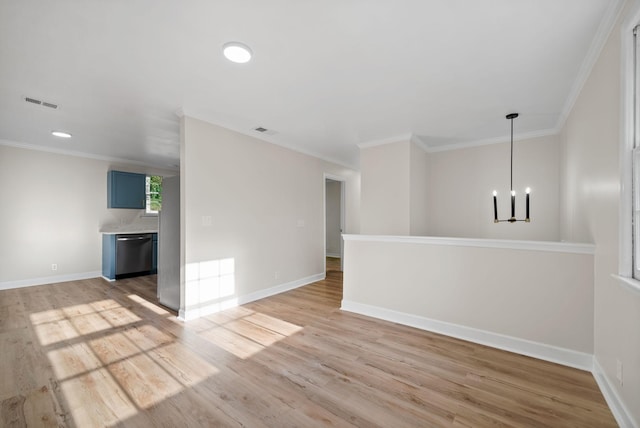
[116, 234, 153, 277]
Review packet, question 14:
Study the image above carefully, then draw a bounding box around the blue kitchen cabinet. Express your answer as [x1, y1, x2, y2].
[152, 233, 158, 274]
[102, 234, 117, 280]
[108, 170, 146, 209]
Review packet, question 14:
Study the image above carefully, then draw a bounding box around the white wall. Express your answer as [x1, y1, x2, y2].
[360, 134, 560, 241]
[342, 235, 595, 367]
[325, 179, 342, 257]
[360, 140, 430, 235]
[360, 140, 411, 235]
[410, 142, 430, 235]
[0, 144, 175, 287]
[428, 134, 560, 241]
[179, 116, 359, 319]
[560, 0, 640, 424]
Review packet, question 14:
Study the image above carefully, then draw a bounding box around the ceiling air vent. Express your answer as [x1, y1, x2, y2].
[253, 126, 276, 135]
[24, 96, 58, 109]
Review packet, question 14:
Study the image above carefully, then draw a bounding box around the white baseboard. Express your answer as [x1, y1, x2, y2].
[237, 273, 325, 305]
[0, 271, 102, 291]
[341, 300, 594, 371]
[178, 273, 326, 321]
[593, 358, 638, 428]
[326, 253, 341, 259]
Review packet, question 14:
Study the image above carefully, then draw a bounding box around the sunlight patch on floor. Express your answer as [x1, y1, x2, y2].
[59, 367, 138, 426]
[198, 307, 303, 359]
[127, 294, 170, 315]
[29, 308, 65, 325]
[30, 295, 221, 425]
[33, 318, 79, 346]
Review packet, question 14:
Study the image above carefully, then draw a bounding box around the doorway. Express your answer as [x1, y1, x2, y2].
[324, 174, 345, 272]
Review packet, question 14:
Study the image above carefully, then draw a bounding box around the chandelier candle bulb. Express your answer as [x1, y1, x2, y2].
[511, 190, 515, 219]
[493, 191, 498, 222]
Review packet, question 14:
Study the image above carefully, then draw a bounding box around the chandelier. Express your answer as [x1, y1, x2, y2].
[493, 113, 530, 223]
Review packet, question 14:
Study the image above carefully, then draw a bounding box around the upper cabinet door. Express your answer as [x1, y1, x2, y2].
[108, 170, 146, 209]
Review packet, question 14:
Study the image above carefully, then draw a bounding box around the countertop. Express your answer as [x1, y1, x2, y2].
[100, 226, 158, 235]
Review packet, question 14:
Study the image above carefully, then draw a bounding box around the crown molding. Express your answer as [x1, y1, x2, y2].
[0, 139, 179, 172]
[423, 128, 559, 153]
[556, 0, 626, 131]
[357, 133, 413, 149]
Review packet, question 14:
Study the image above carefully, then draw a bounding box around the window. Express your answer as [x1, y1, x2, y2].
[146, 175, 162, 214]
[616, 15, 640, 292]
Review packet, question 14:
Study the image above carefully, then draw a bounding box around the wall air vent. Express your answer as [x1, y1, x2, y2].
[24, 96, 58, 109]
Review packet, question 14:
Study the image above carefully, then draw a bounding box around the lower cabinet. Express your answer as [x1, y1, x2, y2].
[102, 233, 157, 281]
[102, 235, 117, 280]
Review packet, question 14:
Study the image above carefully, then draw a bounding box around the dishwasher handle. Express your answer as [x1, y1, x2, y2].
[116, 236, 151, 241]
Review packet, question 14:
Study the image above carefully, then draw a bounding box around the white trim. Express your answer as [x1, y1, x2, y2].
[357, 129, 559, 154]
[409, 134, 430, 153]
[593, 358, 639, 428]
[0, 138, 179, 172]
[342, 234, 595, 255]
[178, 273, 325, 321]
[423, 128, 558, 153]
[0, 271, 102, 290]
[325, 253, 341, 258]
[341, 300, 594, 371]
[356, 134, 431, 152]
[357, 134, 413, 149]
[237, 273, 325, 305]
[612, 273, 640, 295]
[557, 0, 627, 133]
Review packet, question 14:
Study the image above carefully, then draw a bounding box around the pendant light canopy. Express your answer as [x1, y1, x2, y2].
[492, 113, 531, 223]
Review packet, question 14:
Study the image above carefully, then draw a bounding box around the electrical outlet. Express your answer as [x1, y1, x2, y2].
[274, 271, 279, 280]
[616, 359, 623, 385]
[202, 215, 212, 226]
[51, 264, 57, 271]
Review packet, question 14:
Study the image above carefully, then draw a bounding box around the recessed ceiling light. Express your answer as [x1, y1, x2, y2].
[51, 130, 72, 138]
[223, 42, 252, 63]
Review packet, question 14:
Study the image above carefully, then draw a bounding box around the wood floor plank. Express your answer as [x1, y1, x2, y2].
[0, 329, 52, 402]
[0, 262, 617, 427]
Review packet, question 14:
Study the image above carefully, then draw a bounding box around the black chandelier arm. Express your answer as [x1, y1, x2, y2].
[494, 218, 531, 223]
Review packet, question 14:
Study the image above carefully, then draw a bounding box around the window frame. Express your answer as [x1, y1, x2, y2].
[615, 10, 640, 294]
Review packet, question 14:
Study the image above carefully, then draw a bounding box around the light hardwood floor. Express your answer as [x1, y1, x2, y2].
[1, 262, 616, 427]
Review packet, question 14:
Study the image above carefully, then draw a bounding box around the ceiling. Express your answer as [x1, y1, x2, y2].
[0, 0, 622, 170]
